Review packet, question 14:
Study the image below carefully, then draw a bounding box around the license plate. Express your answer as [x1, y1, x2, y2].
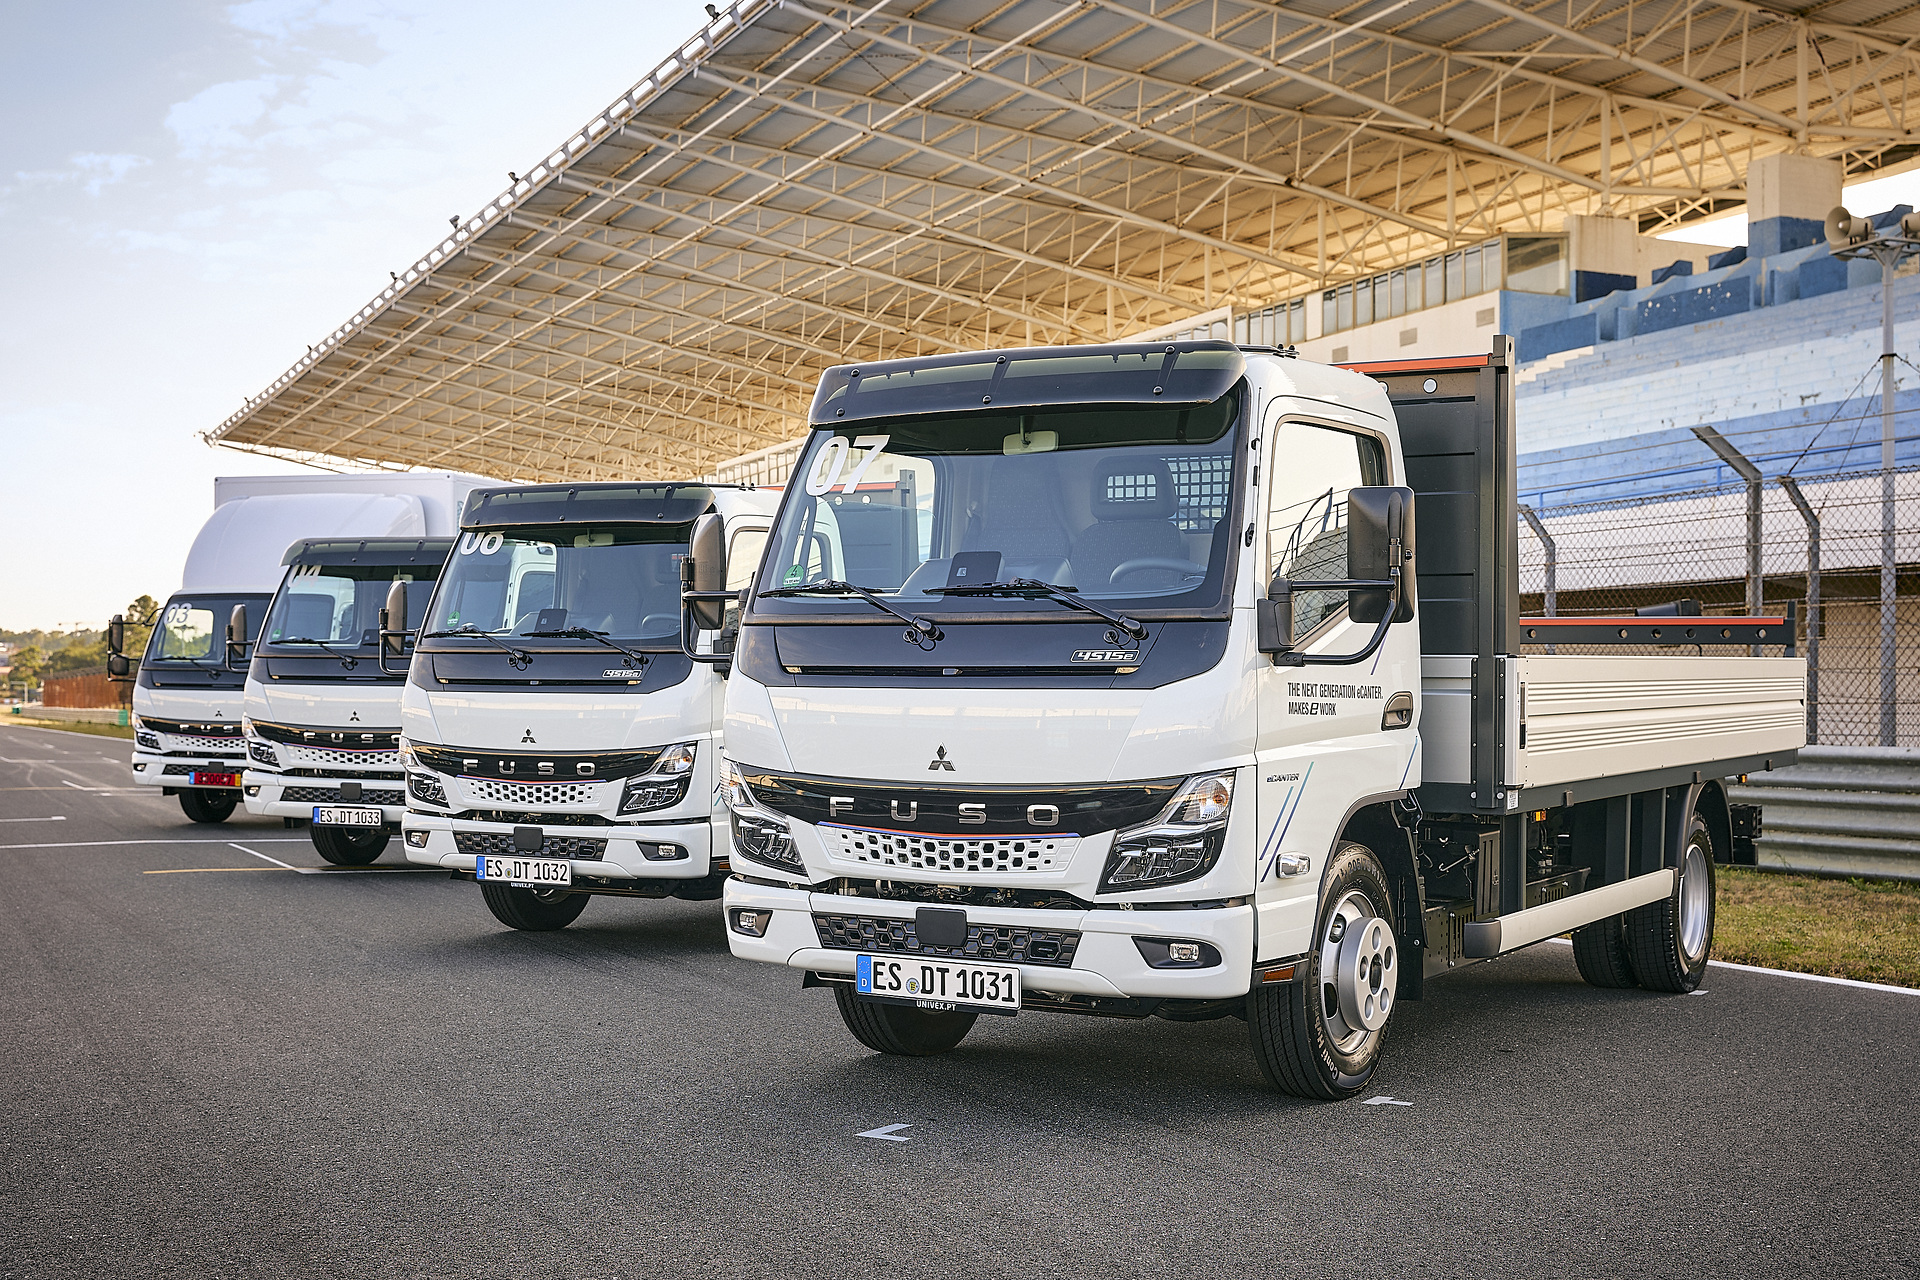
[313, 806, 384, 827]
[190, 772, 239, 787]
[855, 954, 1020, 1016]
[476, 855, 572, 888]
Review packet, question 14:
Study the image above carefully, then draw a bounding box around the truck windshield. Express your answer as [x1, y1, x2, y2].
[143, 594, 266, 665]
[426, 525, 690, 645]
[756, 393, 1241, 619]
[261, 563, 443, 653]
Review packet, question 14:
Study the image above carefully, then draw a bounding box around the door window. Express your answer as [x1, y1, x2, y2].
[1265, 420, 1387, 643]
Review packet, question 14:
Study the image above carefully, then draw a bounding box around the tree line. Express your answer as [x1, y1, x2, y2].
[4, 596, 159, 689]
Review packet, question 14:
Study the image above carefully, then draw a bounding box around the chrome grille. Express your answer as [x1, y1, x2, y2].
[285, 743, 400, 769]
[454, 831, 608, 860]
[822, 826, 1074, 874]
[465, 778, 602, 807]
[164, 733, 242, 752]
[813, 913, 1080, 967]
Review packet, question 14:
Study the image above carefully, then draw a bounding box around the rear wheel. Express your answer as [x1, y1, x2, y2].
[311, 825, 389, 866]
[480, 881, 589, 931]
[1247, 843, 1398, 1100]
[1571, 915, 1639, 988]
[832, 985, 977, 1056]
[1625, 816, 1715, 993]
[178, 789, 236, 824]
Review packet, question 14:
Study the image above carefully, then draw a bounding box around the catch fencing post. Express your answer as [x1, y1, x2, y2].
[1778, 475, 1820, 744]
[1518, 503, 1557, 654]
[1691, 425, 1764, 654]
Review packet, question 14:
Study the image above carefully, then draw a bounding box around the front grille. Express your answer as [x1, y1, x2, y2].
[284, 743, 400, 769]
[466, 778, 602, 807]
[454, 831, 609, 860]
[162, 750, 244, 760]
[165, 733, 244, 752]
[163, 763, 197, 775]
[813, 913, 1081, 966]
[822, 826, 1075, 874]
[283, 785, 404, 805]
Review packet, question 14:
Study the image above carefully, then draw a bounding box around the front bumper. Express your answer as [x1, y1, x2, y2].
[242, 771, 406, 825]
[402, 812, 717, 881]
[723, 878, 1255, 1002]
[131, 751, 245, 790]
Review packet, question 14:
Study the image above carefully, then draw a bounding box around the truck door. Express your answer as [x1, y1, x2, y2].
[1251, 408, 1423, 962]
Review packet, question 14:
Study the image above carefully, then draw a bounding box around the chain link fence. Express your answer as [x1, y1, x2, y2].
[1518, 461, 1919, 747]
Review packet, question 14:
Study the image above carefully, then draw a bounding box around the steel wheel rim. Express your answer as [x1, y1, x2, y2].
[1318, 888, 1393, 1054]
[1677, 839, 1711, 962]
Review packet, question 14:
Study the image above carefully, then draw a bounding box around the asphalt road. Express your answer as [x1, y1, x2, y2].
[2, 720, 1915, 1280]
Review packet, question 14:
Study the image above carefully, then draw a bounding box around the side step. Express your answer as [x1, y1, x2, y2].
[1463, 868, 1676, 958]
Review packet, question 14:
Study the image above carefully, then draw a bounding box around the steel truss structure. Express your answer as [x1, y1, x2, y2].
[211, 0, 1920, 479]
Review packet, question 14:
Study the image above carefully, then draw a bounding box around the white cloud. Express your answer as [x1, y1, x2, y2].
[8, 151, 149, 196]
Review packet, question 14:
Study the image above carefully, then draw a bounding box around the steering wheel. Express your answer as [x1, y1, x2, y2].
[1109, 558, 1207, 586]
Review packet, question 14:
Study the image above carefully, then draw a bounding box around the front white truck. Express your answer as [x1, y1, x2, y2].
[713, 339, 1805, 1099]
[239, 538, 454, 864]
[401, 482, 776, 930]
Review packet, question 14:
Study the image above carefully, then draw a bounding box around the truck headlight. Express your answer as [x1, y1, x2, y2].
[408, 773, 447, 807]
[618, 742, 697, 815]
[731, 809, 802, 874]
[398, 737, 417, 768]
[1099, 771, 1236, 892]
[135, 727, 162, 751]
[248, 739, 279, 768]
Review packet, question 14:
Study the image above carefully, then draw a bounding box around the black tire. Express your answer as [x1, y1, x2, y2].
[1571, 915, 1639, 988]
[178, 789, 237, 824]
[311, 825, 389, 866]
[832, 984, 977, 1056]
[480, 880, 589, 931]
[1625, 815, 1715, 993]
[1247, 843, 1397, 1100]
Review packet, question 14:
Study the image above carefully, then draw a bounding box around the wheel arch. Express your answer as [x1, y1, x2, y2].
[1332, 794, 1425, 961]
[1695, 777, 1732, 865]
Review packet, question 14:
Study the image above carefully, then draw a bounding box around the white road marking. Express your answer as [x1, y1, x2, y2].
[1360, 1096, 1413, 1106]
[59, 780, 91, 790]
[229, 843, 298, 870]
[1690, 989, 1710, 996]
[0, 816, 65, 823]
[857, 1124, 914, 1141]
[1, 837, 309, 850]
[1544, 937, 1917, 997]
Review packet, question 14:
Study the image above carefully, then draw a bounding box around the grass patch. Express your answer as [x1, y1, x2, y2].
[4, 716, 135, 741]
[1716, 866, 1920, 988]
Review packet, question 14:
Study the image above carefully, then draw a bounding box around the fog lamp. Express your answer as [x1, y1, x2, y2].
[729, 908, 772, 937]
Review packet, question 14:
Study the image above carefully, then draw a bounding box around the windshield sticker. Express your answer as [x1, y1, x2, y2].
[804, 433, 890, 495]
[783, 564, 804, 585]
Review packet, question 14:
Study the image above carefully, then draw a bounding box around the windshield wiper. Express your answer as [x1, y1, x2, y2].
[760, 581, 944, 648]
[270, 637, 361, 668]
[522, 627, 653, 669]
[926, 579, 1147, 640]
[421, 625, 532, 670]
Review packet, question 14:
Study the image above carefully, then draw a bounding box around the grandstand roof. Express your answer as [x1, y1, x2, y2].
[209, 0, 1920, 480]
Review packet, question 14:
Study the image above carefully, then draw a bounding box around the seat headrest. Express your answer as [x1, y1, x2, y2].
[1090, 459, 1177, 521]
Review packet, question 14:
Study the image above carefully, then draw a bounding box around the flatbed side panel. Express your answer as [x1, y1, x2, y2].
[1418, 656, 1473, 784]
[1515, 655, 1807, 790]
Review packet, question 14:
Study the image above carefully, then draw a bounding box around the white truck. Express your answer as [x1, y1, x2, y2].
[110, 473, 489, 826]
[399, 481, 778, 931]
[706, 338, 1804, 1099]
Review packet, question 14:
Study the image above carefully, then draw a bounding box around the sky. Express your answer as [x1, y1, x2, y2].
[0, 0, 688, 632]
[1657, 166, 1920, 246]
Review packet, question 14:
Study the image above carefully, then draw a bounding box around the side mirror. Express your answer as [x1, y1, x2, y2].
[380, 580, 409, 657]
[226, 603, 249, 668]
[1256, 577, 1294, 655]
[107, 653, 131, 679]
[1347, 487, 1416, 625]
[107, 615, 126, 657]
[685, 513, 728, 631]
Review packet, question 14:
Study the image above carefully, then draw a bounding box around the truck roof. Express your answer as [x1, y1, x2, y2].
[460, 481, 778, 529]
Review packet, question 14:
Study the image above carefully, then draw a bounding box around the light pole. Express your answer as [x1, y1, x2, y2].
[1826, 205, 1919, 746]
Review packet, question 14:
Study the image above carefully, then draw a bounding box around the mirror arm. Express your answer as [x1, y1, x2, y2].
[1274, 569, 1402, 668]
[679, 581, 740, 668]
[377, 623, 416, 676]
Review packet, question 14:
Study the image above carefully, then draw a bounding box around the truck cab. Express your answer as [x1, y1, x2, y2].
[401, 482, 778, 930]
[240, 538, 453, 864]
[128, 592, 268, 823]
[713, 339, 1806, 1098]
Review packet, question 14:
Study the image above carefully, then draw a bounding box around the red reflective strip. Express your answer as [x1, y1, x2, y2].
[1338, 353, 1493, 374]
[1518, 616, 1786, 627]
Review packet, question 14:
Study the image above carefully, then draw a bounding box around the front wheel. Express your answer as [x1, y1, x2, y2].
[1247, 843, 1399, 1100]
[179, 789, 236, 824]
[1625, 816, 1715, 993]
[832, 985, 977, 1056]
[480, 880, 589, 931]
[311, 825, 389, 866]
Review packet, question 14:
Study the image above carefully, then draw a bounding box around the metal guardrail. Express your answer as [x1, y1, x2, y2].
[1729, 746, 1920, 882]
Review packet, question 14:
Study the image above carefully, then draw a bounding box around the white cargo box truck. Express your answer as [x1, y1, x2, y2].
[111, 473, 491, 825]
[703, 338, 1804, 1099]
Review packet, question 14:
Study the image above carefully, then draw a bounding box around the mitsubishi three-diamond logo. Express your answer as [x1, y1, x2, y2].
[521, 728, 536, 744]
[928, 745, 955, 772]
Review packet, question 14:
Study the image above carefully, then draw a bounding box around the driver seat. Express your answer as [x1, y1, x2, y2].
[1073, 459, 1189, 591]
